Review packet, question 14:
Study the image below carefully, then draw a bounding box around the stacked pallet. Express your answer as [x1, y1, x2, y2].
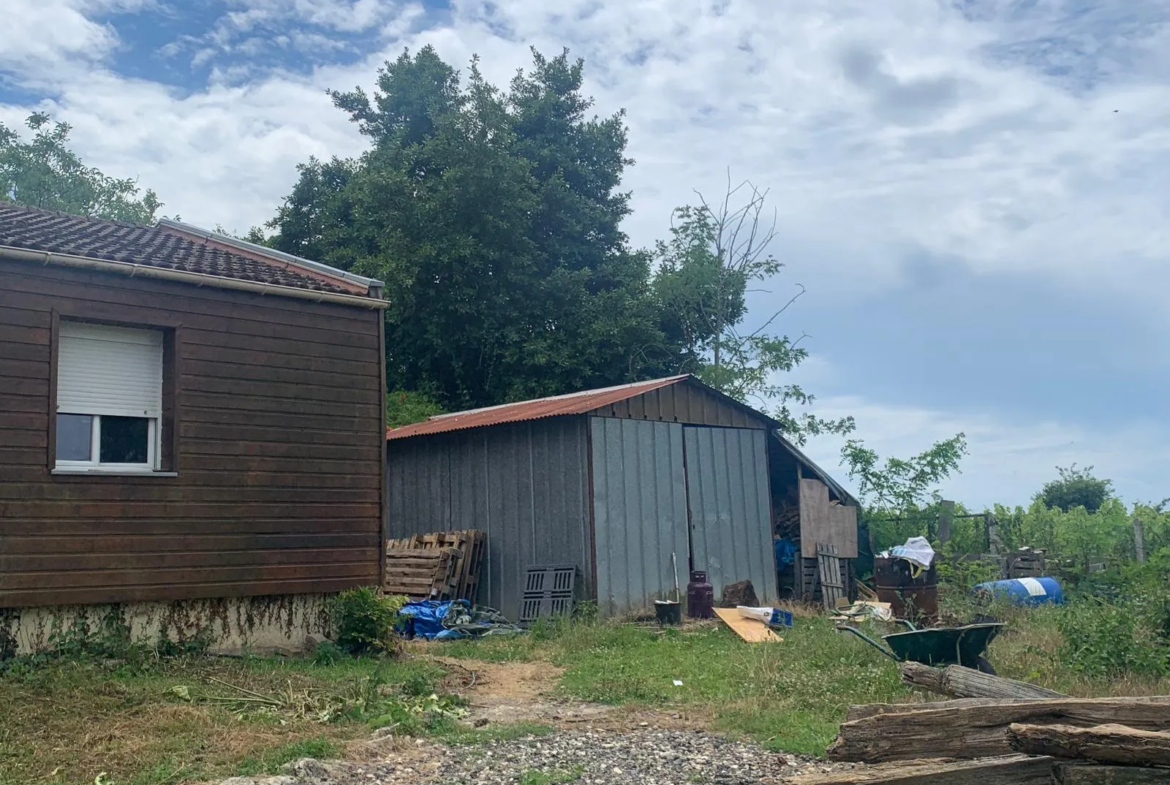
[1005, 547, 1046, 579]
[385, 530, 485, 602]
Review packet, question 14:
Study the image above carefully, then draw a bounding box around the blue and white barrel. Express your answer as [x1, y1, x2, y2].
[973, 577, 1064, 606]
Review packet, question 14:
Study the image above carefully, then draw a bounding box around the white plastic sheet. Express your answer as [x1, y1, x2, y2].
[889, 536, 936, 570]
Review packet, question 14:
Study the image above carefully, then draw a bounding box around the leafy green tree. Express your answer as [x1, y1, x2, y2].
[0, 113, 160, 222]
[1037, 464, 1114, 513]
[386, 389, 444, 428]
[651, 179, 854, 444]
[841, 434, 968, 512]
[268, 47, 669, 410]
[840, 434, 968, 551]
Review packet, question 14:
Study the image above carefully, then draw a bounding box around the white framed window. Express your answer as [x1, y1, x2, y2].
[55, 321, 164, 473]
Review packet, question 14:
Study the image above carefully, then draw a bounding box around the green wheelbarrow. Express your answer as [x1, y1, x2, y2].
[837, 621, 1005, 674]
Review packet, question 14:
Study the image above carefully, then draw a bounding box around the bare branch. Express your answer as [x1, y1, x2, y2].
[748, 284, 806, 338]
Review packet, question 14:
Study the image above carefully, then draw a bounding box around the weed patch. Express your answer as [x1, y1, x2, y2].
[234, 737, 342, 777]
[0, 654, 448, 785]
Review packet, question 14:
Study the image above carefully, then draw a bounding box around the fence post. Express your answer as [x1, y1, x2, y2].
[1134, 517, 1146, 563]
[938, 500, 955, 545]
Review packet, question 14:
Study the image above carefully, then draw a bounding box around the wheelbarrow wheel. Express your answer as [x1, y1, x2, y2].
[975, 656, 997, 676]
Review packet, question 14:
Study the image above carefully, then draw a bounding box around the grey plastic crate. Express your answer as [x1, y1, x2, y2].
[519, 564, 579, 623]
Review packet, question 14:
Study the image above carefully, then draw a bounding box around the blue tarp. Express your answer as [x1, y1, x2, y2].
[774, 538, 797, 570]
[397, 599, 470, 640]
[396, 599, 524, 640]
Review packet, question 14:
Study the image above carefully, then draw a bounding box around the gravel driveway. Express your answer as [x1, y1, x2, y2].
[223, 728, 847, 785]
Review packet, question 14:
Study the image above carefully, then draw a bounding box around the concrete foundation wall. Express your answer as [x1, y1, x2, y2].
[0, 593, 334, 658]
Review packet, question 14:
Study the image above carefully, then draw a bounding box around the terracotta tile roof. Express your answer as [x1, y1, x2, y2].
[0, 203, 369, 296]
[387, 375, 693, 440]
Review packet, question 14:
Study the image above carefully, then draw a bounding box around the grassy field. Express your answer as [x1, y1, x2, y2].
[441, 602, 1170, 754]
[4, 601, 1168, 785]
[0, 651, 549, 785]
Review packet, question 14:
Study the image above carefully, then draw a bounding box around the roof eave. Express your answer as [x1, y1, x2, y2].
[157, 219, 384, 298]
[0, 245, 390, 310]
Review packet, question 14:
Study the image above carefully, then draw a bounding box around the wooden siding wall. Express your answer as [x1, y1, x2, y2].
[588, 382, 766, 429]
[0, 258, 384, 608]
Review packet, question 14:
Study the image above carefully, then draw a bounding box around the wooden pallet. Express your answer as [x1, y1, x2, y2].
[800, 557, 822, 603]
[385, 530, 486, 602]
[818, 543, 846, 609]
[384, 547, 462, 599]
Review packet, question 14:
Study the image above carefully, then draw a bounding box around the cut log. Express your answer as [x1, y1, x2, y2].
[1053, 763, 1170, 784]
[827, 696, 1170, 763]
[900, 661, 1065, 700]
[1008, 722, 1170, 768]
[789, 755, 1053, 784]
[846, 697, 1023, 722]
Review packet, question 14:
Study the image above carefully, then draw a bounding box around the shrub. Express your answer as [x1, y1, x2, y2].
[311, 639, 346, 666]
[333, 588, 406, 655]
[1058, 597, 1169, 679]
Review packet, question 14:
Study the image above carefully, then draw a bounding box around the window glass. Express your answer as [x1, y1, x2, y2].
[99, 416, 149, 464]
[56, 414, 93, 461]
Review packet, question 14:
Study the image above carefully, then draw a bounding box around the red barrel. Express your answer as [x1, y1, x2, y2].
[686, 570, 714, 619]
[874, 556, 939, 624]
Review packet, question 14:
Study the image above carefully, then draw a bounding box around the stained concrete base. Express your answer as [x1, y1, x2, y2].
[0, 593, 334, 657]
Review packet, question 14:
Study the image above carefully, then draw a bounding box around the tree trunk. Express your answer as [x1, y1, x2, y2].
[1008, 722, 1170, 767]
[1053, 763, 1170, 784]
[827, 696, 1170, 763]
[900, 662, 1065, 700]
[789, 755, 1053, 785]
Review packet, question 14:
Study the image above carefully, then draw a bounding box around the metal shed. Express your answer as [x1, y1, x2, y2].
[386, 375, 858, 619]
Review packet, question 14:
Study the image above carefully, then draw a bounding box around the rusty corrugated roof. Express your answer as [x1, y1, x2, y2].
[386, 375, 692, 440]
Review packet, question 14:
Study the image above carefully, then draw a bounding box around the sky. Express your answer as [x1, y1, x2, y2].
[3, 0, 1169, 509]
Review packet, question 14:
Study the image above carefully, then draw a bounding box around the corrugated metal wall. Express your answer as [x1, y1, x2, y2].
[684, 426, 776, 603]
[589, 417, 690, 615]
[386, 418, 592, 621]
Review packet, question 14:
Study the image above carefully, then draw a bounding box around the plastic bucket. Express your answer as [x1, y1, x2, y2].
[654, 600, 682, 625]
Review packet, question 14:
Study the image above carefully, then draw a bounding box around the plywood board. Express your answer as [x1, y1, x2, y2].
[800, 478, 831, 558]
[829, 504, 859, 558]
[713, 607, 782, 643]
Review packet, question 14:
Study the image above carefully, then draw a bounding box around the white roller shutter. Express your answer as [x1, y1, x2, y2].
[57, 321, 163, 418]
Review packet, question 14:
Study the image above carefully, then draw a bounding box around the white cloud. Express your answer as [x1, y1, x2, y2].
[798, 394, 1170, 510]
[6, 0, 1168, 304]
[223, 0, 398, 34]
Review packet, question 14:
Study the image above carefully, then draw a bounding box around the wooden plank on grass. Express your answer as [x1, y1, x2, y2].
[713, 607, 781, 643]
[1009, 722, 1170, 768]
[827, 696, 1170, 763]
[790, 755, 1053, 784]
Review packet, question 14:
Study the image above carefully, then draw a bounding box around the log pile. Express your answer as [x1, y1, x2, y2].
[384, 530, 486, 602]
[798, 666, 1170, 784]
